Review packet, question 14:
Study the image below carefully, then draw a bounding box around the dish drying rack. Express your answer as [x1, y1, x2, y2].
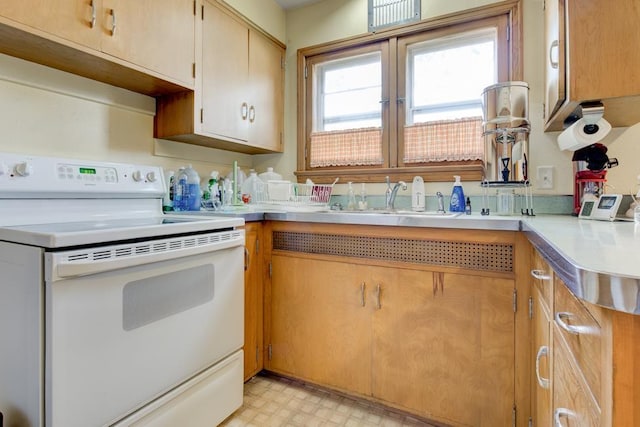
[252, 180, 336, 212]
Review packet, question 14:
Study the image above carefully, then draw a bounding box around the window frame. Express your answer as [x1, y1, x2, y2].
[296, 1, 522, 184]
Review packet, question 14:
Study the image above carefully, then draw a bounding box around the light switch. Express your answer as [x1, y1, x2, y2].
[537, 166, 554, 189]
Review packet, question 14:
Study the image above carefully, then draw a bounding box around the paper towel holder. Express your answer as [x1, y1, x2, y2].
[558, 102, 611, 151]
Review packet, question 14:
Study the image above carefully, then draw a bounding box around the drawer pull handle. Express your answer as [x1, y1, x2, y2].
[555, 311, 594, 335]
[553, 408, 575, 427]
[248, 105, 256, 123]
[530, 269, 551, 281]
[244, 247, 250, 271]
[535, 345, 550, 389]
[241, 102, 248, 120]
[360, 282, 365, 307]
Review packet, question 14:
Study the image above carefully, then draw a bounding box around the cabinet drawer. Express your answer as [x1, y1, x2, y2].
[531, 250, 553, 311]
[554, 277, 602, 406]
[553, 336, 600, 427]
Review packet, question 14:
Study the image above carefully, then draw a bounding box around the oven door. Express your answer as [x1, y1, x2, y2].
[43, 230, 244, 427]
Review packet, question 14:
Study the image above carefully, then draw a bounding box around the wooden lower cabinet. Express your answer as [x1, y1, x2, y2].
[243, 222, 263, 381]
[372, 271, 515, 426]
[266, 222, 523, 426]
[269, 255, 371, 395]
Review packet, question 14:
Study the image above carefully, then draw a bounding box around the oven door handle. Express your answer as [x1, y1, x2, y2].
[46, 233, 244, 281]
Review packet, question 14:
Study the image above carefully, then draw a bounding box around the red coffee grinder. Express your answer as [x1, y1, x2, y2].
[572, 143, 618, 215]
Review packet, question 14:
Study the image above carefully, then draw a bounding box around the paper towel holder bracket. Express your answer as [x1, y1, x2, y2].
[564, 101, 605, 129]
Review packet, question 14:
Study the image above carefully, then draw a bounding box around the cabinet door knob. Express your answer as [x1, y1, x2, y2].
[549, 40, 559, 69]
[535, 345, 550, 389]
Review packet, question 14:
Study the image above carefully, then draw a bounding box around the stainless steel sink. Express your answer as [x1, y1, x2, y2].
[327, 209, 460, 218]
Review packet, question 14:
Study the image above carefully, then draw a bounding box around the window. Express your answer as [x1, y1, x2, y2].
[297, 2, 521, 183]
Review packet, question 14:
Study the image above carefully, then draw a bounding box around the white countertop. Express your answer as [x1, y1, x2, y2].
[522, 215, 640, 279]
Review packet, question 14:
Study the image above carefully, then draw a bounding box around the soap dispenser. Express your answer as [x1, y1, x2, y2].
[411, 176, 425, 212]
[449, 175, 465, 213]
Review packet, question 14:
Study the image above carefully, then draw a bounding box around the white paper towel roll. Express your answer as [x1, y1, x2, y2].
[557, 117, 611, 151]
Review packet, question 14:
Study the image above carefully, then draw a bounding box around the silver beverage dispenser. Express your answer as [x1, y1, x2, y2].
[481, 81, 530, 183]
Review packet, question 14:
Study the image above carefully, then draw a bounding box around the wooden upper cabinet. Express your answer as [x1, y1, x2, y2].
[248, 29, 284, 152]
[201, 2, 250, 142]
[0, 0, 101, 49]
[544, 0, 640, 130]
[100, 0, 195, 87]
[0, 0, 195, 95]
[155, 0, 285, 154]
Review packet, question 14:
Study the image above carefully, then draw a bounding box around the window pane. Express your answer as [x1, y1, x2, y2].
[315, 52, 382, 131]
[408, 29, 496, 123]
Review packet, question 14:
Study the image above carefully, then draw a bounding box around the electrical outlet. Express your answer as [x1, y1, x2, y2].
[537, 166, 554, 189]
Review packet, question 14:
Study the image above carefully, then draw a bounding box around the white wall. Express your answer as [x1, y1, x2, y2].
[257, 0, 640, 197]
[0, 53, 258, 180]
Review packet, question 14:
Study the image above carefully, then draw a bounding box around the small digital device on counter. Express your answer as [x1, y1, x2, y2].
[578, 194, 623, 221]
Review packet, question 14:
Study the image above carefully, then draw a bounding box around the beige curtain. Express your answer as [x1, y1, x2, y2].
[403, 117, 484, 163]
[310, 127, 384, 167]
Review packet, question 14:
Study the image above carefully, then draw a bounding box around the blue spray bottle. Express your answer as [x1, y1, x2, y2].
[449, 175, 465, 213]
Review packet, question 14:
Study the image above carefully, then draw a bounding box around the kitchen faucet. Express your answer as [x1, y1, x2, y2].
[385, 176, 407, 210]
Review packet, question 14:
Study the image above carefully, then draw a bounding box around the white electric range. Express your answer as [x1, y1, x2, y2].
[0, 152, 245, 427]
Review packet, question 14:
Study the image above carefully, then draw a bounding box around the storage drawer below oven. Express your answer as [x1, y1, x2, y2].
[114, 350, 244, 427]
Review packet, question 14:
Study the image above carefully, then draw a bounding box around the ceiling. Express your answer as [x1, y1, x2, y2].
[274, 0, 324, 10]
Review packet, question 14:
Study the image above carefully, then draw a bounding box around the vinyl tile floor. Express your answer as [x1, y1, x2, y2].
[219, 375, 440, 427]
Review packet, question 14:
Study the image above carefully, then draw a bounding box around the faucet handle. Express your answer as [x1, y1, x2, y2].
[385, 176, 391, 186]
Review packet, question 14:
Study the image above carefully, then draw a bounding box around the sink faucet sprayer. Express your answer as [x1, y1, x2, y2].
[385, 176, 407, 210]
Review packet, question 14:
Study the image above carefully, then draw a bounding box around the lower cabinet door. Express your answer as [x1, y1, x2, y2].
[268, 255, 372, 395]
[372, 270, 516, 426]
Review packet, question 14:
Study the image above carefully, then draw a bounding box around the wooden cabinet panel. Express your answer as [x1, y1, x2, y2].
[202, 1, 249, 142]
[372, 270, 515, 426]
[269, 255, 372, 395]
[554, 276, 602, 406]
[243, 223, 263, 381]
[532, 285, 552, 427]
[154, 0, 285, 154]
[101, 0, 195, 86]
[248, 29, 284, 152]
[543, 0, 565, 122]
[0, 0, 101, 49]
[544, 0, 640, 130]
[553, 334, 600, 427]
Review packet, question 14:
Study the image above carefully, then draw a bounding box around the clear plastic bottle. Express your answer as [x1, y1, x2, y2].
[346, 182, 357, 210]
[173, 167, 187, 211]
[183, 165, 201, 211]
[163, 170, 175, 212]
[449, 175, 465, 213]
[242, 169, 261, 204]
[358, 183, 368, 210]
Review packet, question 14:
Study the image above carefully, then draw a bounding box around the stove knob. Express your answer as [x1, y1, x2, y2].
[132, 170, 143, 182]
[146, 171, 157, 182]
[14, 161, 33, 177]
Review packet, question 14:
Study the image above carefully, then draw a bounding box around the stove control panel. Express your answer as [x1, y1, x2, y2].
[0, 152, 166, 198]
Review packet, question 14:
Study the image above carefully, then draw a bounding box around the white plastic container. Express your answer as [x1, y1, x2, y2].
[411, 176, 425, 212]
[259, 167, 282, 183]
[241, 170, 263, 204]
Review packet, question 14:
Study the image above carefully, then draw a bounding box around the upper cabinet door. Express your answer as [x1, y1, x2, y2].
[100, 0, 195, 86]
[0, 0, 102, 49]
[201, 1, 249, 142]
[248, 30, 284, 153]
[543, 0, 565, 123]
